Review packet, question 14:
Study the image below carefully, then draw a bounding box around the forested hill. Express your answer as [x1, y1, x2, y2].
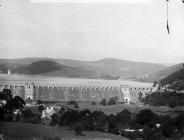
[160, 64, 184, 91]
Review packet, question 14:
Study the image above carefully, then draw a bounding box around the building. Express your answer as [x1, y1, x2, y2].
[41, 106, 56, 119]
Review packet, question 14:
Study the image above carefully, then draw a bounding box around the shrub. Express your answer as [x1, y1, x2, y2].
[67, 100, 77, 105]
[91, 111, 108, 131]
[22, 108, 34, 118]
[168, 101, 177, 108]
[62, 110, 81, 126]
[37, 100, 42, 105]
[74, 126, 84, 136]
[107, 96, 118, 105]
[80, 109, 91, 118]
[51, 113, 60, 125]
[135, 109, 157, 126]
[91, 102, 96, 105]
[100, 99, 107, 106]
[1, 89, 12, 101]
[4, 113, 13, 121]
[13, 96, 25, 109]
[0, 108, 6, 121]
[115, 109, 132, 123]
[74, 103, 79, 109]
[159, 115, 175, 137]
[143, 126, 156, 140]
[175, 113, 184, 134]
[142, 91, 184, 107]
[38, 104, 44, 112]
[66, 100, 79, 108]
[30, 115, 42, 124]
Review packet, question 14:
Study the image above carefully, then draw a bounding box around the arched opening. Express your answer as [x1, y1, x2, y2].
[125, 98, 130, 104]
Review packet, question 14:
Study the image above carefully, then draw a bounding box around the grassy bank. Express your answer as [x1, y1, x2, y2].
[0, 121, 128, 140]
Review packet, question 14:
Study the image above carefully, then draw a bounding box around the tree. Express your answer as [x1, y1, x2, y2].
[37, 104, 44, 113]
[13, 96, 25, 109]
[135, 109, 157, 126]
[161, 115, 174, 137]
[36, 100, 42, 105]
[51, 113, 60, 126]
[22, 108, 34, 118]
[73, 102, 79, 108]
[91, 102, 96, 105]
[1, 89, 12, 101]
[175, 113, 184, 134]
[100, 99, 107, 106]
[61, 110, 81, 126]
[91, 111, 109, 132]
[80, 109, 91, 118]
[115, 109, 132, 124]
[138, 92, 143, 100]
[108, 96, 118, 105]
[152, 81, 157, 87]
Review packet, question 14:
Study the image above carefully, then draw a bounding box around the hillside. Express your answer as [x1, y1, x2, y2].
[155, 63, 184, 78]
[0, 58, 167, 80]
[1, 122, 126, 140]
[0, 60, 114, 79]
[54, 58, 166, 79]
[160, 66, 184, 91]
[142, 63, 184, 82]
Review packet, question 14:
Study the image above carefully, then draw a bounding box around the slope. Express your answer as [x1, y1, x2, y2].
[0, 60, 114, 79]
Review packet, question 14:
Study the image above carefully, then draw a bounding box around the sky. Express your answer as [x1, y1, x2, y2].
[0, 0, 184, 63]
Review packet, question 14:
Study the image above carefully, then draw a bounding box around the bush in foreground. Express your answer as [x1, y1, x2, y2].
[100, 99, 107, 106]
[135, 109, 157, 126]
[107, 96, 118, 105]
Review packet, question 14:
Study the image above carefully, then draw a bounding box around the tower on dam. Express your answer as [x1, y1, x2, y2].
[25, 84, 34, 100]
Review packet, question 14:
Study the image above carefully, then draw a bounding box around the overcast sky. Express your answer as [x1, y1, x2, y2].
[0, 0, 184, 63]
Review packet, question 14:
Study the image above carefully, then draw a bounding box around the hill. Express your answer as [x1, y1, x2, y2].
[160, 65, 184, 91]
[155, 63, 184, 79]
[142, 63, 184, 82]
[54, 58, 166, 79]
[0, 58, 167, 80]
[0, 60, 114, 79]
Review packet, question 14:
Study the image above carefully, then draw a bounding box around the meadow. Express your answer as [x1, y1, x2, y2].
[1, 121, 128, 140]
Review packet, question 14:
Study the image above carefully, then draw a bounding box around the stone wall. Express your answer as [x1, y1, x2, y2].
[0, 83, 155, 103]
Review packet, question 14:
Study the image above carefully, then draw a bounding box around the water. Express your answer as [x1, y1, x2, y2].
[0, 74, 153, 87]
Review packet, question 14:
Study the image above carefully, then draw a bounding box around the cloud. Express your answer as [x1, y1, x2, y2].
[0, 0, 184, 63]
[30, 0, 152, 4]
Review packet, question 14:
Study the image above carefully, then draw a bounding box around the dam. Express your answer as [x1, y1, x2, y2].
[0, 82, 156, 103]
[0, 74, 156, 103]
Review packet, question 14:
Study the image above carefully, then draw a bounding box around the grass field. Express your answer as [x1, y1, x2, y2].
[79, 103, 184, 117]
[51, 101, 184, 117]
[0, 121, 128, 140]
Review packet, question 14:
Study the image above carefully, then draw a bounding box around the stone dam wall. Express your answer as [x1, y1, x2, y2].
[0, 84, 155, 103]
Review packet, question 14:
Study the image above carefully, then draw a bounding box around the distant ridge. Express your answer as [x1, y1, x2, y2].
[0, 57, 167, 80]
[0, 60, 114, 79]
